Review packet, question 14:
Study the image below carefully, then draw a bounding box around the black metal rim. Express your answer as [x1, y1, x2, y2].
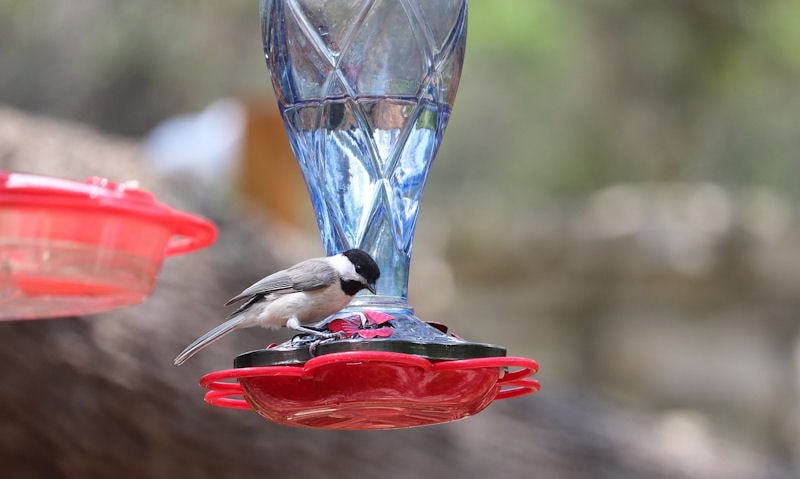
[234, 339, 507, 368]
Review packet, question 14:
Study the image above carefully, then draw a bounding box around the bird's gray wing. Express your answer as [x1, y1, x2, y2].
[224, 258, 337, 306]
[224, 270, 293, 305]
[286, 258, 338, 291]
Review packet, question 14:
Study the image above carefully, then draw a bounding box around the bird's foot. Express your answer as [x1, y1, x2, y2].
[306, 335, 344, 357]
[286, 317, 339, 339]
[290, 328, 344, 347]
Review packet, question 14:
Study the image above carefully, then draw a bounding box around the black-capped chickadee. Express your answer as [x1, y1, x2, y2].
[174, 249, 380, 365]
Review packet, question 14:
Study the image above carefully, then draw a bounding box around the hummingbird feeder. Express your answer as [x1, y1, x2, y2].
[198, 0, 539, 430]
[0, 170, 217, 320]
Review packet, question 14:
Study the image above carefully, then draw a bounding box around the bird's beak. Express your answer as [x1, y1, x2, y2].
[366, 283, 376, 294]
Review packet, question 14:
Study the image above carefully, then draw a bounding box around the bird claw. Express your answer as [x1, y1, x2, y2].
[291, 330, 339, 343]
[307, 335, 343, 357]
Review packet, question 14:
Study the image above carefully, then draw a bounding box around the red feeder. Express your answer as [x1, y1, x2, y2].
[0, 170, 217, 320]
[199, 315, 539, 430]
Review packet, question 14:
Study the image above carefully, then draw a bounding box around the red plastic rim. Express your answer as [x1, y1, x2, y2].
[0, 171, 217, 256]
[200, 351, 539, 430]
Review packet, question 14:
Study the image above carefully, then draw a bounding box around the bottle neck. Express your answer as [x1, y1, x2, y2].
[343, 294, 414, 315]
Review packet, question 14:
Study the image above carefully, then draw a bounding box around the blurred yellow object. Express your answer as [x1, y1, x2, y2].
[239, 100, 314, 229]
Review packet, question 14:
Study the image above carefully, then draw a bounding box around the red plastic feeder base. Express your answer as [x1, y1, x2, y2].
[201, 351, 539, 430]
[0, 171, 216, 319]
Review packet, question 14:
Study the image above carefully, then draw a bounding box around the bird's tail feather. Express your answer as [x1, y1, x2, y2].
[173, 315, 247, 365]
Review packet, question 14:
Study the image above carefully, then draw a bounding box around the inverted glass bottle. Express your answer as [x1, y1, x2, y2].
[261, 0, 466, 312]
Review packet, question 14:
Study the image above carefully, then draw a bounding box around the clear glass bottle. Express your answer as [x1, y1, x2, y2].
[261, 0, 467, 315]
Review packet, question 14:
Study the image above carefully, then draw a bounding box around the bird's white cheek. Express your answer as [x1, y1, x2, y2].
[328, 254, 358, 279]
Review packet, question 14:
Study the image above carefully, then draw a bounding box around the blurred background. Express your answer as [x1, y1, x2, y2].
[2, 0, 800, 477]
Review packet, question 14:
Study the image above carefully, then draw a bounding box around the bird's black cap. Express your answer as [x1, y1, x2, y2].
[342, 248, 380, 286]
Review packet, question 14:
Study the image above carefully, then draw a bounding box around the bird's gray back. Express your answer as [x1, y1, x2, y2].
[225, 258, 338, 305]
[286, 258, 338, 291]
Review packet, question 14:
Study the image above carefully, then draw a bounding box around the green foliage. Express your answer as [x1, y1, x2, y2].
[468, 0, 575, 58]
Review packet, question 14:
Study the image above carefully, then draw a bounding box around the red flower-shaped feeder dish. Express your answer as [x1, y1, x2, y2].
[0, 170, 217, 319]
[200, 314, 540, 430]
